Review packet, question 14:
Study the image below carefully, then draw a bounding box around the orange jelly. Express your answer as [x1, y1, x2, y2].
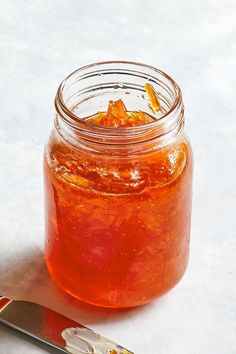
[44, 62, 193, 308]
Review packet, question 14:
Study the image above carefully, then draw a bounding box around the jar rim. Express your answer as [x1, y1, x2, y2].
[55, 60, 183, 135]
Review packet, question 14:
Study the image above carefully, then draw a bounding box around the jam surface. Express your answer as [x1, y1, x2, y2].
[44, 88, 193, 307]
[86, 83, 161, 127]
[87, 99, 155, 127]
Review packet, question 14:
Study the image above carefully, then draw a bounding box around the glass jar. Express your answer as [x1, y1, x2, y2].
[44, 61, 193, 308]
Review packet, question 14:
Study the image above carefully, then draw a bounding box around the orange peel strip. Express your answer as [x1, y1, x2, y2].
[144, 83, 160, 113]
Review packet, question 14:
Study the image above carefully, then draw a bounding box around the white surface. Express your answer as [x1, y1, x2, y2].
[0, 1, 236, 353]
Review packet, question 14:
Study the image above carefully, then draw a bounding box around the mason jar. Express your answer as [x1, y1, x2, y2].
[44, 61, 193, 308]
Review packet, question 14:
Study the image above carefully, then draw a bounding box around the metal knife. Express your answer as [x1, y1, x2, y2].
[0, 295, 134, 354]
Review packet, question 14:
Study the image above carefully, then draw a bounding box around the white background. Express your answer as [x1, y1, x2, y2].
[0, 1, 236, 353]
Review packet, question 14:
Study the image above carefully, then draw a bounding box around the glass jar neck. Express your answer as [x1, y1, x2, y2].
[54, 61, 184, 155]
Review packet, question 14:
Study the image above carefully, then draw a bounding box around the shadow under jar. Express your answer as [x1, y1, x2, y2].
[44, 61, 193, 308]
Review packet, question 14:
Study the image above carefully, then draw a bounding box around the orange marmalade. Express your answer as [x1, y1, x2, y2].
[44, 62, 193, 308]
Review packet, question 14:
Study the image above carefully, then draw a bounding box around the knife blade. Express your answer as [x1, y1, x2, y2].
[0, 296, 134, 354]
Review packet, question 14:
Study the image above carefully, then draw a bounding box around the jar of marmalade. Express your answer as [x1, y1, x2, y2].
[44, 61, 193, 308]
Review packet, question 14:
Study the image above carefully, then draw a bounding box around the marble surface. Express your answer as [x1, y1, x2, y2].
[0, 0, 236, 353]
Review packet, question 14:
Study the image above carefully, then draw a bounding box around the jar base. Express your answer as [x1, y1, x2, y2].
[46, 262, 150, 308]
[45, 256, 188, 309]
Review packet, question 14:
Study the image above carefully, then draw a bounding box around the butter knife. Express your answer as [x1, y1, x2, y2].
[0, 295, 134, 354]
